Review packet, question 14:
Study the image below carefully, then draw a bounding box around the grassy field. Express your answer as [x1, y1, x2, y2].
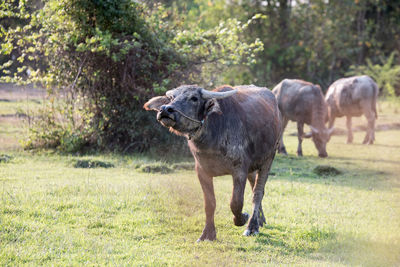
[1, 84, 400, 266]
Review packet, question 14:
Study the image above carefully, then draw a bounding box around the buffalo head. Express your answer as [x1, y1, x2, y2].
[144, 85, 237, 137]
[303, 126, 334, 158]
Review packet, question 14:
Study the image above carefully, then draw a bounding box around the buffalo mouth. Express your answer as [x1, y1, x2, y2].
[157, 112, 176, 127]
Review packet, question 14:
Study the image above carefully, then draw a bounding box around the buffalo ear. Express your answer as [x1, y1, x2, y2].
[143, 96, 170, 111]
[204, 99, 222, 117]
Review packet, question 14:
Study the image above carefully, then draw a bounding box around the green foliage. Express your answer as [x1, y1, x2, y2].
[169, 0, 400, 88]
[1, 0, 262, 152]
[21, 98, 96, 152]
[170, 15, 264, 86]
[347, 52, 400, 97]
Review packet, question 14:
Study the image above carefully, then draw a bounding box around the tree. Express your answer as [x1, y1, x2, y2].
[1, 0, 262, 152]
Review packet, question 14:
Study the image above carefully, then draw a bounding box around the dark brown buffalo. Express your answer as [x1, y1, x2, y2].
[144, 85, 282, 241]
[325, 75, 378, 144]
[272, 79, 333, 158]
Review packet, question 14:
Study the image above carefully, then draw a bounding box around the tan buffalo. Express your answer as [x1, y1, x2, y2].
[325, 75, 378, 144]
[272, 79, 333, 158]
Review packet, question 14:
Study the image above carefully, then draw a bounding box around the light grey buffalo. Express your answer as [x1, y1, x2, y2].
[272, 79, 333, 158]
[325, 75, 378, 144]
[144, 85, 282, 241]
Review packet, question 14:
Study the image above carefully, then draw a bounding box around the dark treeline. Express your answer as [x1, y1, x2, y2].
[159, 0, 400, 89]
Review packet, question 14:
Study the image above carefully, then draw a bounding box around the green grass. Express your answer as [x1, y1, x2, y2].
[1, 97, 400, 265]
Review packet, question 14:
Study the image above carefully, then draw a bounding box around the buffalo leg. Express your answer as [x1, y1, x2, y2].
[346, 116, 353, 144]
[196, 165, 216, 242]
[297, 122, 304, 156]
[244, 156, 274, 236]
[278, 117, 289, 155]
[328, 115, 335, 129]
[328, 115, 336, 140]
[247, 172, 266, 227]
[231, 170, 249, 227]
[362, 101, 376, 144]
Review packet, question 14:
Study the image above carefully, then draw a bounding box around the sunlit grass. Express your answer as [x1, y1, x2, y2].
[0, 128, 399, 265]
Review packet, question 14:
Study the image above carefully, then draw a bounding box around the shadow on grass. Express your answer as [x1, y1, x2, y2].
[250, 223, 399, 266]
[308, 233, 400, 266]
[270, 154, 397, 191]
[328, 155, 400, 165]
[252, 224, 335, 255]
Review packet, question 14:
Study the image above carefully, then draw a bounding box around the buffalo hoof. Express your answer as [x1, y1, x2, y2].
[243, 216, 261, 236]
[346, 140, 353, 144]
[243, 220, 260, 236]
[243, 229, 259, 236]
[233, 212, 249, 226]
[278, 146, 288, 155]
[278, 150, 288, 155]
[363, 140, 374, 145]
[197, 224, 216, 242]
[297, 151, 303, 157]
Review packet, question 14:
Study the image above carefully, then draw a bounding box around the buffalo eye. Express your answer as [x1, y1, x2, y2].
[190, 96, 198, 102]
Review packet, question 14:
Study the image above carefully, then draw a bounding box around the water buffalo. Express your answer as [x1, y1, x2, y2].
[325, 75, 378, 144]
[272, 79, 333, 158]
[144, 85, 282, 241]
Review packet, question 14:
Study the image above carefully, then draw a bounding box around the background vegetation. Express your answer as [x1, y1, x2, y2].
[1, 0, 399, 152]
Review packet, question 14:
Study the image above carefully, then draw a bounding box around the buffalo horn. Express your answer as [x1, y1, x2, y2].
[166, 89, 176, 98]
[310, 125, 319, 134]
[200, 88, 237, 99]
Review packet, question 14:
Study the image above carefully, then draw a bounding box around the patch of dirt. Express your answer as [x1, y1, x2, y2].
[290, 122, 400, 136]
[313, 165, 342, 176]
[356, 123, 400, 131]
[0, 83, 45, 101]
[332, 123, 400, 135]
[0, 112, 29, 118]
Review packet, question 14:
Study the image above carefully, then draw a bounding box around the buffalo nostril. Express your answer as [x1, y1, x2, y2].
[167, 107, 174, 113]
